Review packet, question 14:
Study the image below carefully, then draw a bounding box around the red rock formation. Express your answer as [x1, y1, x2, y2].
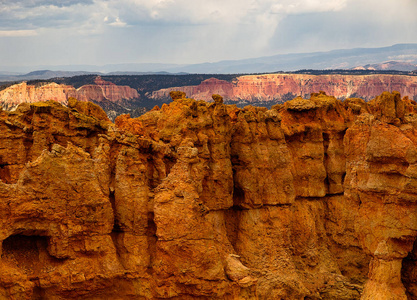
[0, 82, 76, 110]
[150, 74, 417, 103]
[0, 77, 139, 110]
[2, 91, 417, 299]
[93, 76, 139, 103]
[75, 84, 106, 103]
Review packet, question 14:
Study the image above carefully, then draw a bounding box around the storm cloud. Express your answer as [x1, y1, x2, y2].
[0, 0, 416, 70]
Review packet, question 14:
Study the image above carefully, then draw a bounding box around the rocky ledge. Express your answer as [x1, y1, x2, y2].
[1, 91, 417, 299]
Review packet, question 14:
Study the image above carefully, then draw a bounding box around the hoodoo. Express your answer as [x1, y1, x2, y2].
[1, 91, 417, 299]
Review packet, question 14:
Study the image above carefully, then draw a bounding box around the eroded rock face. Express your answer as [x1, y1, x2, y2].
[0, 76, 139, 111]
[150, 74, 417, 104]
[1, 91, 417, 299]
[0, 82, 77, 110]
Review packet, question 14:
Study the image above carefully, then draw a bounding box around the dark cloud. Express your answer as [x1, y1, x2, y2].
[0, 0, 416, 68]
[2, 0, 93, 8]
[0, 0, 94, 30]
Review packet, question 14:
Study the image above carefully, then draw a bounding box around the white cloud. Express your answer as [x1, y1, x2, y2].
[101, 0, 271, 25]
[93, 0, 288, 61]
[271, 0, 347, 14]
[109, 17, 127, 27]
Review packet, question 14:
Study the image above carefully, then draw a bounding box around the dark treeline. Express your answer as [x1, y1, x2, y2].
[49, 74, 238, 93]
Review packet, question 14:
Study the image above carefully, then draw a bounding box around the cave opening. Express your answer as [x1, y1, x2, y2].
[1, 234, 65, 276]
[1, 234, 65, 298]
[2, 234, 49, 273]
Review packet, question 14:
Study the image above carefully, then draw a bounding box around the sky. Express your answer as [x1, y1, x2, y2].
[0, 0, 417, 70]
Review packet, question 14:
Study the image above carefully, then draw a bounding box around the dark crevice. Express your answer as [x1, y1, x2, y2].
[146, 212, 157, 237]
[0, 164, 11, 183]
[233, 185, 245, 207]
[323, 132, 330, 145]
[146, 212, 157, 270]
[224, 206, 243, 250]
[401, 238, 417, 299]
[262, 203, 293, 208]
[163, 156, 176, 178]
[146, 157, 165, 189]
[0, 155, 10, 183]
[323, 132, 331, 194]
[109, 189, 121, 232]
[324, 175, 330, 193]
[109, 144, 122, 238]
[23, 137, 33, 163]
[32, 285, 46, 300]
[324, 192, 345, 197]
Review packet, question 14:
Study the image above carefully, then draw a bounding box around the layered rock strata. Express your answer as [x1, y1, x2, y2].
[0, 77, 139, 111]
[149, 74, 417, 104]
[1, 91, 417, 299]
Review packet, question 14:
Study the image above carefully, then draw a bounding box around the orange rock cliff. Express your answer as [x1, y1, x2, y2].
[149, 74, 417, 104]
[1, 91, 417, 299]
[0, 76, 139, 111]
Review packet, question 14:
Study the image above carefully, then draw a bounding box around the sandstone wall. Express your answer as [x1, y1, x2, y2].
[1, 91, 417, 299]
[0, 77, 139, 111]
[149, 74, 417, 103]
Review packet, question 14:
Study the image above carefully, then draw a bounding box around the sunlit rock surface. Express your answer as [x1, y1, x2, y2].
[150, 74, 417, 104]
[0, 77, 139, 111]
[1, 91, 417, 299]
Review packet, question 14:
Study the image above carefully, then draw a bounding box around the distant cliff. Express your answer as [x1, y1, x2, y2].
[149, 74, 417, 105]
[0, 82, 76, 110]
[0, 77, 140, 120]
[3, 73, 417, 120]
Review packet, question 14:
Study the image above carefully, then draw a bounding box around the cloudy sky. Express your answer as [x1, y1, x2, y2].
[0, 0, 416, 70]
